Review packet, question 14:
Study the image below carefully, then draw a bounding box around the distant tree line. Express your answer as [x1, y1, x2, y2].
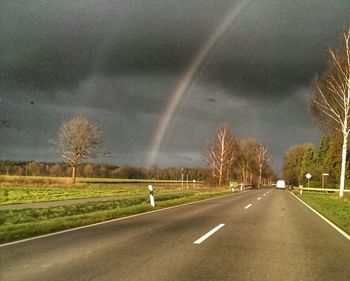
[0, 160, 208, 181]
[204, 124, 276, 186]
[281, 132, 350, 187]
[1, 118, 275, 185]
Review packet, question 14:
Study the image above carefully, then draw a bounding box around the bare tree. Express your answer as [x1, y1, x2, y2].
[256, 143, 269, 186]
[311, 28, 350, 199]
[55, 116, 102, 183]
[50, 163, 64, 177]
[204, 124, 237, 186]
[83, 164, 97, 178]
[25, 161, 42, 176]
[236, 138, 258, 184]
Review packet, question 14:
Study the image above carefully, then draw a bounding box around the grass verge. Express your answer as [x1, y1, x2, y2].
[298, 192, 350, 234]
[0, 176, 205, 205]
[0, 175, 186, 184]
[0, 184, 175, 205]
[0, 189, 230, 243]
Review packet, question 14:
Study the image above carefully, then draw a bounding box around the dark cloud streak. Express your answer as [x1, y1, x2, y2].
[2, 0, 349, 95]
[1, 0, 234, 91]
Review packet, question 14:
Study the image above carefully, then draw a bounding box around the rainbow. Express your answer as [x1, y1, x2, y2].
[147, 0, 251, 167]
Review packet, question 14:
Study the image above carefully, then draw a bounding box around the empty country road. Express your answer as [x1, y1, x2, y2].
[1, 189, 349, 281]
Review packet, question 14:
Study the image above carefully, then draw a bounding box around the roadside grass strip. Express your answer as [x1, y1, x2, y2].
[0, 185, 175, 205]
[0, 175, 184, 184]
[0, 190, 232, 244]
[291, 192, 350, 240]
[193, 224, 225, 244]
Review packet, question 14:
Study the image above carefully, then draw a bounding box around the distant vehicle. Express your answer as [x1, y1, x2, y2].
[276, 180, 286, 189]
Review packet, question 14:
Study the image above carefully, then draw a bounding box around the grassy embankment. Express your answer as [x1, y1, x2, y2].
[0, 175, 202, 205]
[298, 192, 350, 234]
[0, 175, 230, 243]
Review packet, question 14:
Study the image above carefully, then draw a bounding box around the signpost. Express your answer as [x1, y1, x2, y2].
[306, 173, 312, 188]
[322, 173, 329, 190]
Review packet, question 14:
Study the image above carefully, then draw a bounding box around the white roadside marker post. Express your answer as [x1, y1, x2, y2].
[148, 185, 155, 207]
[230, 182, 235, 192]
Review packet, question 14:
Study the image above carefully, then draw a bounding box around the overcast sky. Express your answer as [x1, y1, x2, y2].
[1, 0, 350, 173]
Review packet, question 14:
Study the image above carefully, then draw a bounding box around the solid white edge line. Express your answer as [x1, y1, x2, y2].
[1, 193, 237, 248]
[244, 203, 252, 209]
[290, 192, 350, 241]
[193, 224, 225, 244]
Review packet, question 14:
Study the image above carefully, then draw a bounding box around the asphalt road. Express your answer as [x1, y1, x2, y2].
[1, 189, 350, 281]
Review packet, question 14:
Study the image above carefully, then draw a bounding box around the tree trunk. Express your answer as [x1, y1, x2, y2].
[339, 133, 347, 199]
[218, 138, 225, 186]
[259, 165, 262, 186]
[218, 156, 223, 186]
[72, 165, 76, 184]
[219, 158, 223, 186]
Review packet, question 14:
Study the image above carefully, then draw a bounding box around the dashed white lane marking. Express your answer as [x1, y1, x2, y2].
[244, 203, 252, 209]
[257, 197, 262, 200]
[193, 224, 225, 244]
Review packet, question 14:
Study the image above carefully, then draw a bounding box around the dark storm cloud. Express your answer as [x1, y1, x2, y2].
[0, 0, 234, 91]
[198, 0, 350, 99]
[1, 0, 349, 96]
[1, 0, 350, 171]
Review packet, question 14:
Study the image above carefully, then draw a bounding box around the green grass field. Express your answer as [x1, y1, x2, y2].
[0, 184, 176, 205]
[0, 175, 203, 205]
[0, 175, 230, 243]
[298, 192, 350, 235]
[0, 190, 230, 243]
[0, 175, 186, 184]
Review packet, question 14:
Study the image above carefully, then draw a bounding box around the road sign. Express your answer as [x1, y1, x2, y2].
[306, 173, 312, 179]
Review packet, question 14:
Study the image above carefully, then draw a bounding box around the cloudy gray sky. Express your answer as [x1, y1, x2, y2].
[1, 0, 350, 173]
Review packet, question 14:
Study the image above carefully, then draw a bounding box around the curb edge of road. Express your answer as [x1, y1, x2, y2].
[0, 191, 240, 248]
[290, 192, 350, 241]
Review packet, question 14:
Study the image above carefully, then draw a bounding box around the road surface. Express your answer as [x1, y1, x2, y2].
[1, 189, 350, 281]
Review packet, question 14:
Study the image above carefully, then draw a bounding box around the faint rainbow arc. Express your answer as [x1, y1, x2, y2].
[147, 0, 251, 167]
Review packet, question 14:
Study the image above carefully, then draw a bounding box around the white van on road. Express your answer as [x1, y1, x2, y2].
[276, 180, 286, 189]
